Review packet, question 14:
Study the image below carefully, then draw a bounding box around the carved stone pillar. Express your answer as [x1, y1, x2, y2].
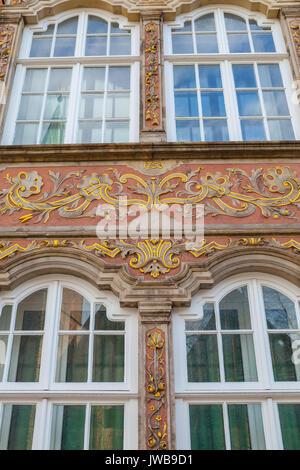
[140, 13, 166, 143]
[139, 300, 175, 450]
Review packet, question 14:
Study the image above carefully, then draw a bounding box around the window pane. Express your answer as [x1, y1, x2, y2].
[0, 305, 12, 331]
[41, 122, 65, 144]
[172, 21, 192, 32]
[94, 304, 125, 330]
[23, 69, 47, 92]
[57, 17, 78, 35]
[0, 405, 35, 450]
[89, 406, 124, 450]
[195, 14, 216, 31]
[176, 120, 200, 142]
[228, 404, 266, 450]
[263, 90, 289, 116]
[93, 335, 124, 382]
[106, 93, 130, 118]
[174, 66, 196, 89]
[111, 23, 130, 34]
[250, 20, 270, 31]
[269, 333, 300, 381]
[59, 288, 90, 330]
[252, 33, 275, 52]
[13, 123, 39, 145]
[18, 95, 43, 120]
[268, 119, 295, 140]
[240, 119, 266, 140]
[48, 68, 72, 92]
[220, 286, 251, 329]
[108, 67, 130, 91]
[15, 289, 47, 330]
[53, 37, 76, 56]
[79, 94, 103, 119]
[8, 335, 43, 382]
[30, 37, 52, 57]
[82, 68, 105, 91]
[51, 405, 85, 450]
[228, 33, 251, 53]
[262, 286, 297, 329]
[186, 334, 220, 382]
[225, 14, 247, 31]
[77, 122, 102, 143]
[0, 335, 8, 380]
[237, 91, 262, 116]
[198, 65, 222, 88]
[34, 24, 54, 36]
[258, 64, 283, 87]
[203, 119, 229, 141]
[56, 334, 89, 382]
[110, 36, 131, 55]
[278, 404, 300, 450]
[233, 65, 257, 88]
[85, 36, 107, 56]
[189, 405, 225, 450]
[223, 334, 258, 381]
[175, 92, 198, 117]
[172, 35, 193, 54]
[87, 16, 108, 34]
[44, 95, 69, 120]
[196, 34, 218, 53]
[201, 92, 226, 117]
[185, 303, 216, 330]
[103, 122, 129, 143]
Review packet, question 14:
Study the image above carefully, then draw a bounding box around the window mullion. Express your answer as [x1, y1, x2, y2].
[64, 63, 80, 143]
[215, 302, 225, 383]
[84, 403, 91, 450]
[223, 402, 231, 450]
[2, 302, 17, 383]
[254, 62, 270, 139]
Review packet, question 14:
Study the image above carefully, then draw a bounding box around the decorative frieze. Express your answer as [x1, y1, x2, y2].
[0, 24, 15, 82]
[144, 21, 161, 128]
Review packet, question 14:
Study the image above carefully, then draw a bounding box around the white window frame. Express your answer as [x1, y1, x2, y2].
[1, 9, 140, 145]
[164, 5, 300, 142]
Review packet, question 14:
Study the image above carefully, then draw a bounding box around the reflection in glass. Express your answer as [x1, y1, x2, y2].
[268, 119, 294, 140]
[203, 120, 229, 141]
[44, 95, 69, 120]
[195, 14, 216, 31]
[190, 405, 225, 450]
[240, 119, 266, 140]
[228, 34, 251, 53]
[174, 66, 196, 89]
[108, 67, 130, 90]
[51, 405, 85, 450]
[263, 90, 289, 116]
[13, 123, 39, 145]
[23, 69, 47, 92]
[279, 404, 300, 449]
[0, 335, 8, 380]
[94, 304, 125, 330]
[18, 95, 43, 120]
[258, 64, 283, 87]
[185, 303, 216, 331]
[15, 289, 47, 331]
[201, 92, 226, 117]
[77, 122, 102, 143]
[106, 94, 130, 118]
[222, 334, 258, 381]
[269, 333, 300, 381]
[186, 334, 220, 382]
[103, 122, 129, 143]
[59, 288, 90, 330]
[30, 38, 52, 57]
[175, 92, 198, 117]
[87, 16, 108, 34]
[53, 37, 76, 57]
[172, 35, 193, 54]
[90, 406, 124, 450]
[85, 36, 107, 56]
[93, 335, 124, 382]
[252, 33, 275, 52]
[8, 335, 43, 382]
[233, 65, 257, 88]
[79, 94, 103, 119]
[56, 334, 89, 382]
[48, 68, 72, 91]
[110, 36, 131, 55]
[225, 14, 247, 31]
[57, 18, 78, 35]
[196, 34, 218, 53]
[237, 91, 262, 116]
[176, 120, 200, 142]
[262, 286, 297, 329]
[0, 305, 12, 331]
[198, 65, 222, 88]
[228, 404, 266, 450]
[219, 287, 251, 329]
[0, 405, 36, 450]
[82, 68, 105, 91]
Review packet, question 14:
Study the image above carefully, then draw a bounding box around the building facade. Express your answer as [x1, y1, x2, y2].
[0, 0, 300, 450]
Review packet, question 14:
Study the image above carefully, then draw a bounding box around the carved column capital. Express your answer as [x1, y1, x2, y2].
[138, 299, 172, 323]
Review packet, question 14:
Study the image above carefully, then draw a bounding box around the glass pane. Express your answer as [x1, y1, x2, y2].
[173, 66, 196, 89]
[225, 14, 247, 31]
[85, 36, 107, 56]
[237, 91, 262, 116]
[252, 33, 275, 52]
[228, 34, 251, 53]
[220, 286, 251, 329]
[263, 90, 289, 116]
[201, 92, 226, 117]
[176, 120, 200, 142]
[258, 64, 283, 87]
[30, 37, 52, 57]
[185, 303, 216, 330]
[228, 404, 266, 450]
[0, 335, 8, 380]
[48, 68, 72, 92]
[250, 20, 270, 31]
[172, 21, 192, 32]
[60, 288, 90, 330]
[53, 37, 76, 57]
[222, 334, 258, 381]
[50, 405, 85, 450]
[263, 286, 297, 329]
[198, 65, 222, 89]
[82, 67, 105, 91]
[269, 333, 300, 381]
[172, 34, 193, 54]
[34, 24, 54, 36]
[189, 405, 225, 450]
[93, 335, 124, 382]
[90, 406, 124, 450]
[0, 405, 35, 450]
[79, 94, 103, 119]
[15, 289, 47, 330]
[106, 93, 130, 118]
[186, 334, 220, 382]
[87, 16, 108, 34]
[108, 67, 130, 91]
[241, 119, 266, 141]
[57, 17, 78, 35]
[175, 92, 198, 117]
[8, 335, 43, 382]
[278, 404, 300, 450]
[111, 23, 130, 34]
[23, 69, 47, 92]
[195, 14, 216, 32]
[196, 34, 218, 53]
[94, 304, 125, 330]
[41, 122, 65, 144]
[44, 95, 69, 120]
[0, 305, 12, 331]
[233, 65, 257, 88]
[77, 121, 102, 143]
[56, 334, 89, 382]
[18, 95, 43, 120]
[268, 119, 295, 140]
[103, 122, 129, 143]
[203, 120, 229, 141]
[110, 36, 131, 55]
[13, 123, 39, 145]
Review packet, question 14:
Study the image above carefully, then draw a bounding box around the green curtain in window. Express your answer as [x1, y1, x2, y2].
[93, 335, 124, 382]
[41, 95, 65, 144]
[278, 404, 300, 450]
[189, 405, 225, 450]
[89, 405, 124, 450]
[186, 334, 219, 382]
[7, 405, 36, 450]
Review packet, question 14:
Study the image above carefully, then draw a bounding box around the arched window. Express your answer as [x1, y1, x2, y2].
[1, 10, 139, 145]
[164, 7, 300, 142]
[173, 274, 300, 450]
[0, 276, 138, 449]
